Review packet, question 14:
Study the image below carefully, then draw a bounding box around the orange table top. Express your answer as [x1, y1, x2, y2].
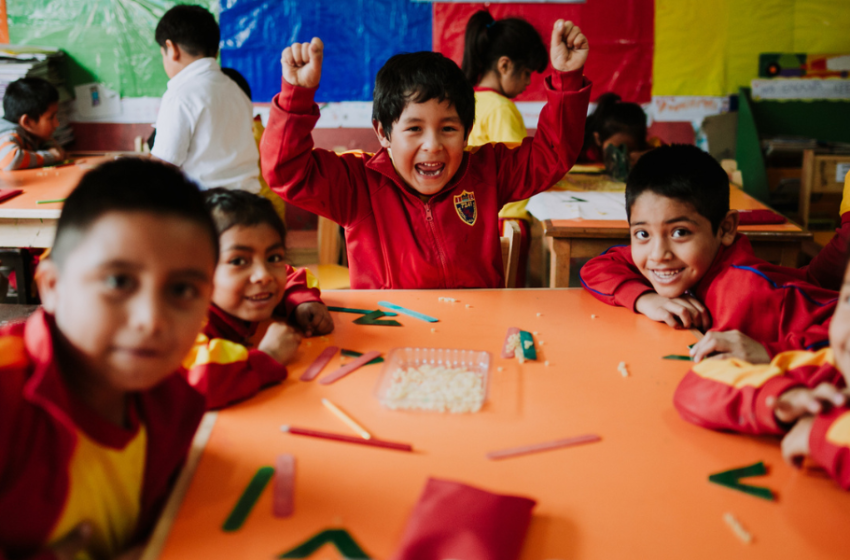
[547, 186, 804, 235]
[154, 290, 850, 560]
[0, 156, 128, 219]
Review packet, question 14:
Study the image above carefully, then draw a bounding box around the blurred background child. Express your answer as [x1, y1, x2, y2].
[461, 10, 549, 287]
[0, 77, 65, 170]
[579, 92, 661, 166]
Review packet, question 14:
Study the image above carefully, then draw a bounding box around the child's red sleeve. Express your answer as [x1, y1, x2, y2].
[181, 334, 287, 410]
[578, 245, 654, 310]
[809, 407, 850, 490]
[802, 212, 850, 292]
[489, 69, 591, 206]
[260, 81, 368, 227]
[280, 265, 324, 319]
[673, 350, 842, 435]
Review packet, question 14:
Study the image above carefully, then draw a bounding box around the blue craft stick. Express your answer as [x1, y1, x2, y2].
[377, 301, 439, 323]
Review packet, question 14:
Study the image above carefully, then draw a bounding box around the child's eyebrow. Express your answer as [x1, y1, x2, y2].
[170, 269, 212, 282]
[265, 242, 285, 253]
[664, 216, 699, 225]
[222, 244, 256, 252]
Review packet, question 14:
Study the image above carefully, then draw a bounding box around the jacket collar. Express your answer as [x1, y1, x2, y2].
[166, 57, 219, 91]
[207, 303, 257, 344]
[693, 233, 754, 299]
[364, 147, 473, 203]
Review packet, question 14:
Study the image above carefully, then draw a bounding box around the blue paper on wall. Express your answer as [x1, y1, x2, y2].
[220, 0, 432, 102]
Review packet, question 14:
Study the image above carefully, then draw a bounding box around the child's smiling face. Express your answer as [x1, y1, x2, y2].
[629, 191, 738, 298]
[373, 97, 468, 197]
[212, 223, 289, 322]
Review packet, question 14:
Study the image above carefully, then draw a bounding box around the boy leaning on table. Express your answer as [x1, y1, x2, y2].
[0, 77, 66, 171]
[579, 144, 838, 364]
[0, 159, 288, 560]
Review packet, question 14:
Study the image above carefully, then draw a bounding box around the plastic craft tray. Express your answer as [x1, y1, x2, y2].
[375, 347, 491, 413]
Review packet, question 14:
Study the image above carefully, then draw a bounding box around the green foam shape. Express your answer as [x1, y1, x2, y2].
[663, 355, 692, 361]
[708, 461, 774, 501]
[352, 311, 402, 327]
[340, 349, 384, 365]
[222, 466, 274, 531]
[278, 529, 370, 559]
[328, 306, 397, 317]
[519, 330, 537, 360]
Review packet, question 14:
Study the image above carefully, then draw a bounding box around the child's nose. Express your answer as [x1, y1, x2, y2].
[649, 238, 671, 261]
[422, 130, 443, 151]
[131, 292, 166, 335]
[251, 263, 274, 284]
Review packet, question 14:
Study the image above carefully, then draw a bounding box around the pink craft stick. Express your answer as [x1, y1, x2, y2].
[486, 434, 601, 460]
[319, 351, 382, 385]
[300, 346, 340, 381]
[273, 454, 295, 518]
[501, 327, 520, 358]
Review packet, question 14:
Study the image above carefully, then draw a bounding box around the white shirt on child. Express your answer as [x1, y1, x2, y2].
[152, 58, 260, 192]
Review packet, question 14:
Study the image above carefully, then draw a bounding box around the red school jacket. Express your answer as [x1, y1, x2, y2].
[579, 234, 838, 356]
[260, 71, 591, 289]
[673, 348, 850, 490]
[0, 311, 281, 559]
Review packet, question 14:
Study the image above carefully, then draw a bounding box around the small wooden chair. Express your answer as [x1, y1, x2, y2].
[305, 216, 351, 289]
[500, 220, 521, 288]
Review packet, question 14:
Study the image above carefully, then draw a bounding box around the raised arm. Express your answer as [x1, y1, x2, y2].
[260, 38, 366, 226]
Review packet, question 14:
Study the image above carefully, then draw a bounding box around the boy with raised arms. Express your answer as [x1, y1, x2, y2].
[261, 20, 591, 289]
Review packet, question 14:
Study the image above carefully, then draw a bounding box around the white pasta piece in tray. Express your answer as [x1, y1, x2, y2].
[383, 364, 485, 413]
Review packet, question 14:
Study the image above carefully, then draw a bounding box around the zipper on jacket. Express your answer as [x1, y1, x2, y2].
[423, 202, 450, 287]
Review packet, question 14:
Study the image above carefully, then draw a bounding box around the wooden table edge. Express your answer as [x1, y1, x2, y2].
[141, 411, 219, 560]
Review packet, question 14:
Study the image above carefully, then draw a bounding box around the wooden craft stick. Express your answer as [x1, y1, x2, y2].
[322, 398, 371, 439]
[318, 351, 381, 385]
[486, 434, 601, 460]
[281, 425, 412, 452]
[723, 512, 752, 544]
[36, 198, 66, 204]
[300, 346, 340, 381]
[273, 454, 295, 518]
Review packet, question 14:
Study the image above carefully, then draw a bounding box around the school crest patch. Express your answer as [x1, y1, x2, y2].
[454, 190, 477, 226]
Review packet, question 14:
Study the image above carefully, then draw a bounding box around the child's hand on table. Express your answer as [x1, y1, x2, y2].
[49, 146, 66, 160]
[281, 37, 323, 89]
[689, 330, 770, 364]
[768, 383, 848, 425]
[781, 415, 815, 468]
[550, 19, 588, 73]
[635, 292, 711, 330]
[293, 301, 334, 337]
[258, 321, 303, 365]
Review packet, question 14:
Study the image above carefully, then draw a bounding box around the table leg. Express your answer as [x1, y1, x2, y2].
[779, 244, 800, 268]
[548, 237, 572, 288]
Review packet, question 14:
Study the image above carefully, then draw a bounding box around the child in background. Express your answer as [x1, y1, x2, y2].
[262, 20, 591, 289]
[578, 92, 660, 166]
[152, 5, 261, 192]
[580, 145, 837, 362]
[0, 77, 65, 170]
[673, 248, 850, 489]
[0, 160, 285, 560]
[802, 169, 850, 291]
[199, 188, 332, 362]
[461, 10, 549, 287]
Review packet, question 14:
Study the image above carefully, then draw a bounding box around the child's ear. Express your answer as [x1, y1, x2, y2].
[18, 114, 36, 134]
[372, 119, 392, 149]
[497, 56, 513, 77]
[718, 209, 739, 246]
[35, 259, 59, 314]
[165, 40, 180, 62]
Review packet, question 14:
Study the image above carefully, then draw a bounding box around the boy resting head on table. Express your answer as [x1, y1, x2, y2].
[0, 77, 65, 171]
[580, 144, 837, 363]
[0, 160, 287, 560]
[261, 20, 591, 289]
[674, 246, 850, 490]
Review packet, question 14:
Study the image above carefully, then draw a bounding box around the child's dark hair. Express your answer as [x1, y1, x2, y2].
[3, 78, 59, 124]
[372, 51, 475, 138]
[461, 10, 548, 86]
[204, 188, 287, 249]
[222, 67, 252, 100]
[586, 93, 648, 149]
[626, 145, 730, 233]
[51, 159, 218, 266]
[155, 4, 219, 58]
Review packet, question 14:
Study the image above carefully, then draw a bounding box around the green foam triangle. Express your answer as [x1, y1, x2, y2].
[278, 529, 370, 559]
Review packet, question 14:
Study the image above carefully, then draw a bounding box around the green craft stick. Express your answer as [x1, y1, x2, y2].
[278, 529, 370, 559]
[353, 310, 402, 327]
[662, 355, 692, 361]
[519, 330, 537, 360]
[570, 196, 588, 202]
[36, 198, 67, 204]
[340, 349, 384, 364]
[222, 466, 275, 531]
[709, 461, 774, 501]
[328, 306, 397, 317]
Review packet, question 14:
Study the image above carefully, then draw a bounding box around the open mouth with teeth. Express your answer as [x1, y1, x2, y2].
[245, 292, 274, 303]
[415, 162, 445, 177]
[649, 268, 684, 283]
